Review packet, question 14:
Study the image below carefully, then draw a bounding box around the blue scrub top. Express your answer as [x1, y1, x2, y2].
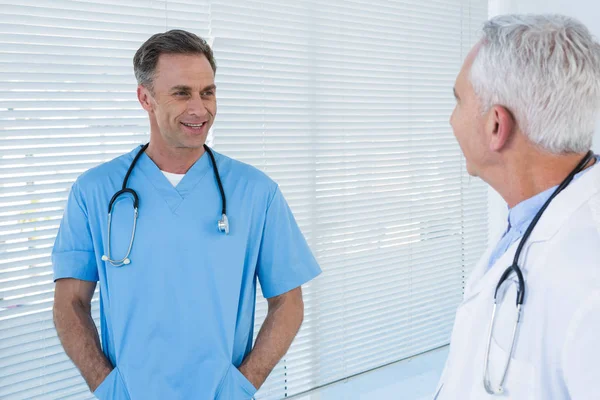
[52, 146, 322, 400]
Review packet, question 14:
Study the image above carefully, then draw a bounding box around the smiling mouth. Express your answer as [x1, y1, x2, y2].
[181, 122, 206, 128]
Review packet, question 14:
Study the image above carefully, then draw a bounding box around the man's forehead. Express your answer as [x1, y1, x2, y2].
[155, 53, 212, 74]
[465, 41, 483, 66]
[460, 41, 482, 80]
[456, 42, 482, 85]
[154, 54, 214, 84]
[157, 52, 208, 64]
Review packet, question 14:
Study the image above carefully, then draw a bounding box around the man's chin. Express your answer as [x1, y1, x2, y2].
[174, 134, 208, 149]
[465, 162, 479, 177]
[184, 141, 207, 149]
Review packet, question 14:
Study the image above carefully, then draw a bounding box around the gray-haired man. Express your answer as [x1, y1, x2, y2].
[436, 14, 600, 399]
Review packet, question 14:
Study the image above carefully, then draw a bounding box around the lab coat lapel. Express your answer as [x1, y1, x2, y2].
[462, 239, 520, 305]
[458, 164, 600, 326]
[462, 243, 494, 300]
[465, 162, 600, 303]
[437, 242, 523, 398]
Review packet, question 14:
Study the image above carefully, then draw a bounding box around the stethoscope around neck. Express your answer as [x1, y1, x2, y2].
[482, 150, 595, 395]
[101, 143, 228, 267]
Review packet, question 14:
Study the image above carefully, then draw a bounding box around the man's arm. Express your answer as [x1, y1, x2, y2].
[53, 278, 113, 392]
[238, 286, 304, 389]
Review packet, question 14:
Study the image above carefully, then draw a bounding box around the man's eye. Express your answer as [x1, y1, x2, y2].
[202, 91, 214, 96]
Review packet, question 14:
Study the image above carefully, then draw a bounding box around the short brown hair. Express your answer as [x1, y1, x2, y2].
[133, 29, 217, 91]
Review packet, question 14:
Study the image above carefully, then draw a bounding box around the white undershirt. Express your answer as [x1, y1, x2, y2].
[161, 170, 185, 187]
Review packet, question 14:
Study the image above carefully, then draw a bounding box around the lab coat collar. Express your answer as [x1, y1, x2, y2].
[463, 238, 519, 304]
[464, 162, 600, 303]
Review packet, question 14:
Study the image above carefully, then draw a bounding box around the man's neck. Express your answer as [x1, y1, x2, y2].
[491, 151, 594, 209]
[145, 142, 205, 174]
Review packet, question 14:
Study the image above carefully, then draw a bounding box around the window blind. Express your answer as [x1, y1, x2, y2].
[0, 0, 488, 399]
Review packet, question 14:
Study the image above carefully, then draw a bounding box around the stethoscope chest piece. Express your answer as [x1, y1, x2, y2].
[218, 213, 229, 235]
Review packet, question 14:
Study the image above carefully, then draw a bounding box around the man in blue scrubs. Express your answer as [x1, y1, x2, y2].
[52, 30, 321, 399]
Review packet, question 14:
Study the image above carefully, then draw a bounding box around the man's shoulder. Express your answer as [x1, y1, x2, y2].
[552, 190, 600, 254]
[212, 150, 279, 195]
[540, 194, 600, 286]
[74, 149, 136, 193]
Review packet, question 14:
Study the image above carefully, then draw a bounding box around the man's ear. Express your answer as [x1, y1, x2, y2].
[487, 105, 516, 152]
[137, 85, 154, 113]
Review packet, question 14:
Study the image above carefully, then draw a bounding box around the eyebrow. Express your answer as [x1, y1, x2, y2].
[170, 84, 217, 93]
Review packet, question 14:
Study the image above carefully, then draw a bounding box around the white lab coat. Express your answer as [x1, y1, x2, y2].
[435, 163, 600, 400]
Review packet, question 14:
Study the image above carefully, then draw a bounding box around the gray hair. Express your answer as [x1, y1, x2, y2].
[133, 29, 217, 91]
[470, 14, 600, 153]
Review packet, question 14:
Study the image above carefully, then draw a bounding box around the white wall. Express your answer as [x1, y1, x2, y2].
[487, 0, 600, 239]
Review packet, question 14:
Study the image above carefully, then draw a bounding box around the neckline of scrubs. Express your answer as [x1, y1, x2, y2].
[134, 146, 213, 212]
